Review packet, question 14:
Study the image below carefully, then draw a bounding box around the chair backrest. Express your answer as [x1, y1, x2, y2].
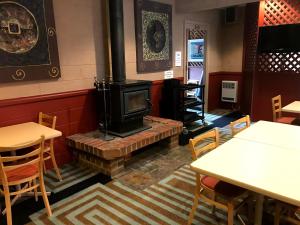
[189, 128, 219, 161]
[0, 136, 45, 186]
[39, 112, 56, 129]
[230, 115, 251, 136]
[272, 95, 282, 121]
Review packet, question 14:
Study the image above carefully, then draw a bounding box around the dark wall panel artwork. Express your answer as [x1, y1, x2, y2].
[0, 0, 60, 82]
[135, 0, 172, 73]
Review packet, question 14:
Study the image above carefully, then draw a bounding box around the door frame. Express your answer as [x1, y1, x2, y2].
[184, 20, 209, 112]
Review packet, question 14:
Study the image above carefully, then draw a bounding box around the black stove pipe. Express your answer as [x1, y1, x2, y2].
[109, 0, 126, 82]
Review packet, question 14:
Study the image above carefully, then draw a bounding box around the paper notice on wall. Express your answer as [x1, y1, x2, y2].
[175, 51, 182, 67]
[164, 70, 174, 79]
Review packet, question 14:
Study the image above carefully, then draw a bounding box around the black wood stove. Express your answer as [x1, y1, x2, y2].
[96, 0, 152, 137]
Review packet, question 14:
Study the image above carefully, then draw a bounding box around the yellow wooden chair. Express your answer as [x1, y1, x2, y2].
[0, 136, 52, 225]
[272, 95, 296, 124]
[39, 112, 62, 181]
[187, 128, 249, 225]
[230, 115, 251, 136]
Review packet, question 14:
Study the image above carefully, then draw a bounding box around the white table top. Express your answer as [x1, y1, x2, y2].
[0, 122, 62, 148]
[234, 120, 300, 150]
[190, 138, 300, 207]
[282, 101, 300, 113]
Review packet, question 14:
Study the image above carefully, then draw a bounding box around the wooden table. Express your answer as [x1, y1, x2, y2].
[0, 122, 62, 148]
[191, 138, 300, 225]
[234, 120, 300, 149]
[282, 101, 300, 113]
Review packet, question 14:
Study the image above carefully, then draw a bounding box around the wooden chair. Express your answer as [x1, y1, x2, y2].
[230, 115, 251, 136]
[272, 95, 296, 124]
[187, 128, 249, 225]
[39, 112, 62, 181]
[0, 136, 52, 225]
[274, 203, 300, 225]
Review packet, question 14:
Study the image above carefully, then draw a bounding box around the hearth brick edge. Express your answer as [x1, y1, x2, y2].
[66, 116, 183, 177]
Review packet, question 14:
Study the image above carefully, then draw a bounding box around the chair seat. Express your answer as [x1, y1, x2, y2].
[5, 165, 38, 182]
[201, 175, 245, 198]
[276, 117, 296, 124]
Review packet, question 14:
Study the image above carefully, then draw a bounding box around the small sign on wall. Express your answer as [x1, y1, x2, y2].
[164, 70, 174, 79]
[175, 51, 182, 67]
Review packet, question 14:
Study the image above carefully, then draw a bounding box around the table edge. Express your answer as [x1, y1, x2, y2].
[190, 164, 300, 207]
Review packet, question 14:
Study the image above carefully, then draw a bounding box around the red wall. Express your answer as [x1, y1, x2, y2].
[250, 0, 300, 121]
[0, 90, 99, 166]
[252, 72, 300, 121]
[208, 72, 243, 111]
[151, 80, 164, 117]
[241, 0, 300, 121]
[0, 78, 183, 166]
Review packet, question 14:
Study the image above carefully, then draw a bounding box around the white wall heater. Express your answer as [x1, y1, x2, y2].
[221, 80, 238, 103]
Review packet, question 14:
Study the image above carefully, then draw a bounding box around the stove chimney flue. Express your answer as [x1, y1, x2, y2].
[109, 0, 126, 82]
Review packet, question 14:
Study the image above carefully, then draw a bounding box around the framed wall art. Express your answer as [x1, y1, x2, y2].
[0, 0, 60, 82]
[134, 0, 172, 73]
[188, 39, 204, 62]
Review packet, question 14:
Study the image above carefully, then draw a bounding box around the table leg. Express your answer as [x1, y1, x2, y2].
[254, 194, 264, 225]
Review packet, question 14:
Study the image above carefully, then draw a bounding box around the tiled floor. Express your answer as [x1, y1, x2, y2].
[28, 109, 255, 225]
[1, 109, 234, 225]
[114, 142, 191, 191]
[113, 109, 232, 191]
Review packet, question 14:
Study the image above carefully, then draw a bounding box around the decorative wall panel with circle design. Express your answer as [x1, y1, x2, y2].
[0, 0, 60, 83]
[135, 0, 172, 73]
[143, 12, 169, 61]
[0, 2, 39, 54]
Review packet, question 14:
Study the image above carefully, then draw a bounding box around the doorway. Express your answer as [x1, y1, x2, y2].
[184, 21, 208, 111]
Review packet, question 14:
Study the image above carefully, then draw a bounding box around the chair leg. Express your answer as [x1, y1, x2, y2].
[247, 196, 254, 224]
[3, 186, 12, 225]
[43, 161, 47, 174]
[187, 193, 200, 225]
[274, 203, 281, 225]
[39, 173, 52, 217]
[227, 203, 234, 225]
[33, 179, 38, 202]
[50, 149, 62, 181]
[211, 192, 216, 214]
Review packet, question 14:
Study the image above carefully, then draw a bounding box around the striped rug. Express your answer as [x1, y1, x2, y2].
[29, 164, 244, 225]
[44, 163, 99, 193]
[29, 111, 242, 225]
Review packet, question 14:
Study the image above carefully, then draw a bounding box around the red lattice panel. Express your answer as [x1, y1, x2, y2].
[257, 52, 300, 73]
[263, 0, 300, 26]
[189, 26, 206, 39]
[243, 3, 259, 73]
[188, 62, 203, 67]
[257, 0, 300, 73]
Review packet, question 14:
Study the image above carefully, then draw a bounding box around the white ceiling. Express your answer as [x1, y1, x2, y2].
[175, 0, 259, 13]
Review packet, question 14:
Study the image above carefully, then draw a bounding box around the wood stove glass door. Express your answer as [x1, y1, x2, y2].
[124, 90, 148, 114]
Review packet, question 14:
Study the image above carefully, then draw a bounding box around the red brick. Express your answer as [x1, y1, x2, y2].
[66, 116, 182, 176]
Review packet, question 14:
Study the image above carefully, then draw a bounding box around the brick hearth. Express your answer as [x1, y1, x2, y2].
[66, 116, 183, 177]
